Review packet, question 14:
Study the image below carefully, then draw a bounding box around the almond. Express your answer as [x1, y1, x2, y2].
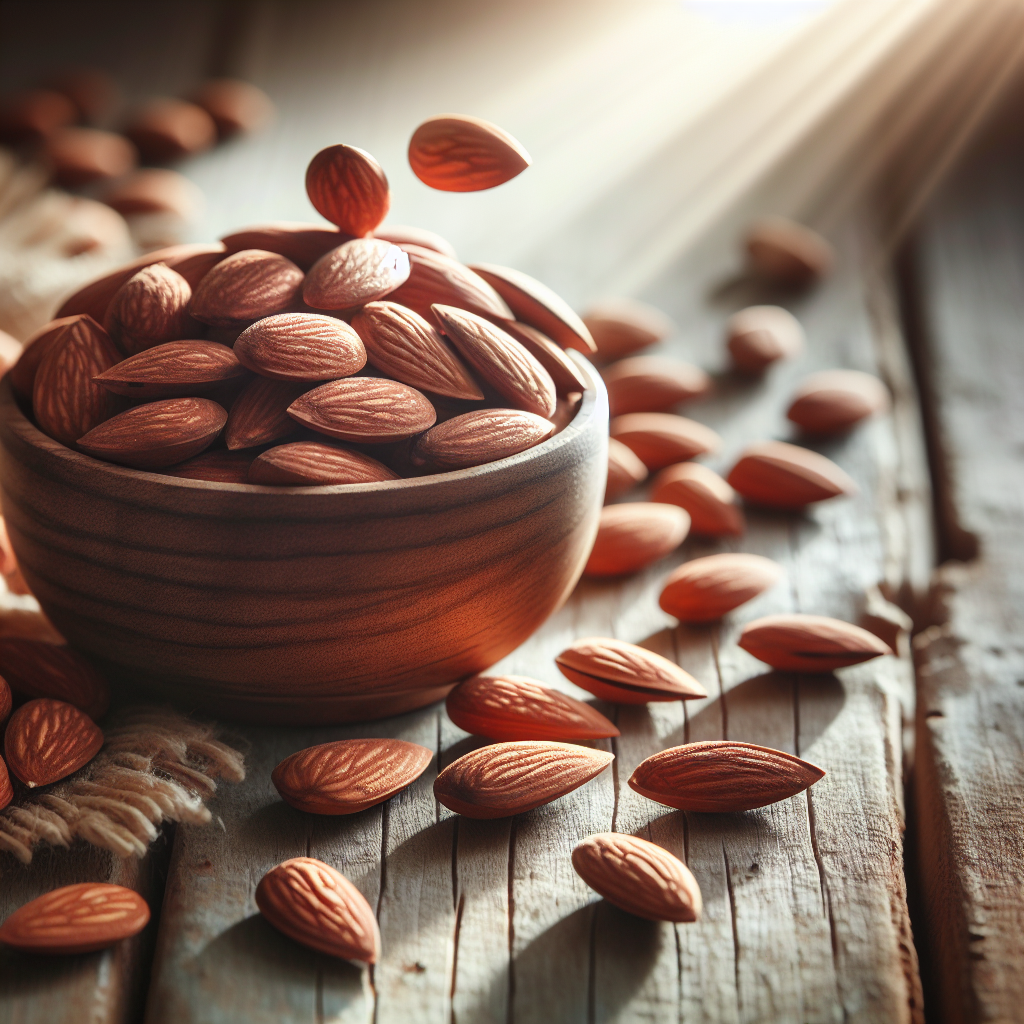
[409, 115, 531, 192]
[221, 222, 351, 270]
[629, 740, 825, 812]
[604, 356, 712, 416]
[659, 553, 783, 623]
[0, 516, 29, 596]
[446, 675, 619, 742]
[234, 314, 366, 382]
[738, 613, 893, 672]
[33, 316, 123, 447]
[0, 756, 11, 811]
[786, 369, 890, 434]
[249, 442, 399, 486]
[387, 245, 512, 322]
[433, 740, 613, 819]
[43, 127, 137, 187]
[582, 299, 673, 361]
[432, 305, 556, 418]
[0, 675, 10, 724]
[4, 698, 103, 788]
[556, 637, 706, 704]
[605, 437, 648, 501]
[224, 377, 306, 450]
[256, 857, 380, 963]
[351, 301, 483, 401]
[374, 224, 457, 260]
[303, 238, 410, 310]
[0, 883, 150, 954]
[190, 249, 304, 328]
[48, 67, 118, 123]
[727, 440, 856, 508]
[8, 316, 81, 400]
[609, 413, 720, 470]
[97, 168, 203, 220]
[78, 397, 227, 469]
[104, 263, 195, 354]
[585, 502, 689, 577]
[745, 216, 834, 286]
[649, 463, 744, 536]
[0, 639, 109, 719]
[193, 78, 274, 137]
[500, 321, 589, 394]
[163, 448, 255, 483]
[411, 409, 554, 471]
[305, 144, 390, 237]
[572, 833, 701, 922]
[93, 340, 246, 398]
[0, 89, 76, 144]
[288, 378, 435, 443]
[122, 97, 217, 162]
[726, 305, 804, 374]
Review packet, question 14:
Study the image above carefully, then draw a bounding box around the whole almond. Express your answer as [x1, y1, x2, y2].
[94, 340, 246, 398]
[4, 698, 103, 788]
[738, 613, 892, 672]
[288, 378, 435, 443]
[629, 740, 826, 812]
[305, 144, 390, 237]
[352, 301, 483, 401]
[164, 448, 255, 483]
[649, 462, 744, 536]
[609, 413, 720, 470]
[572, 833, 701, 922]
[605, 436, 648, 501]
[193, 78, 274, 137]
[0, 639, 109, 719]
[432, 304, 556, 418]
[256, 857, 380, 963]
[745, 216, 834, 286]
[0, 89, 76, 144]
[221, 222, 351, 270]
[500, 321, 589, 394]
[234, 314, 366, 382]
[97, 168, 203, 220]
[604, 356, 712, 416]
[8, 316, 82, 400]
[726, 305, 804, 374]
[0, 756, 11, 811]
[272, 738, 432, 814]
[556, 637, 706, 704]
[446, 674, 619, 742]
[78, 398, 227, 469]
[43, 127, 137, 187]
[224, 377, 306, 450]
[585, 502, 689, 577]
[122, 97, 217, 162]
[727, 440, 856, 508]
[303, 238, 410, 310]
[104, 263, 195, 354]
[411, 409, 554, 471]
[0, 883, 150, 955]
[387, 245, 512, 322]
[249, 443, 399, 486]
[374, 224, 457, 259]
[659, 553, 783, 622]
[433, 740, 613, 819]
[582, 299, 673, 361]
[786, 369, 890, 434]
[409, 115, 531, 192]
[190, 249, 304, 328]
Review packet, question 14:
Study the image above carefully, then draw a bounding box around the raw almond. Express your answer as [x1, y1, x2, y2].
[786, 369, 890, 434]
[221, 222, 351, 270]
[256, 857, 380, 962]
[604, 356, 712, 416]
[738, 613, 892, 672]
[104, 263, 195, 354]
[500, 321, 589, 393]
[0, 756, 10, 811]
[446, 674, 619, 742]
[43, 127, 137, 187]
[193, 78, 274, 137]
[726, 305, 804, 374]
[659, 553, 783, 622]
[432, 304, 556, 418]
[0, 883, 149, 954]
[93, 340, 246, 398]
[224, 377, 305, 450]
[77, 397, 227, 469]
[352, 301, 483, 401]
[374, 224, 457, 259]
[572, 833, 701, 922]
[629, 740, 825, 812]
[272, 738, 432, 814]
[727, 440, 856, 508]
[605, 437, 648, 502]
[190, 249, 304, 328]
[99, 170, 203, 223]
[649, 462, 744, 536]
[412, 409, 554, 471]
[0, 675, 10, 724]
[556, 637, 706, 704]
[303, 238, 411, 310]
[234, 314, 366, 382]
[164, 448, 255, 483]
[609, 413, 720, 470]
[745, 216, 834, 286]
[122, 97, 217, 162]
[585, 502, 689, 577]
[409, 115, 531, 192]
[0, 639, 109, 719]
[305, 144, 390, 237]
[8, 316, 81, 400]
[249, 442, 399, 486]
[4, 698, 103, 788]
[433, 740, 613, 819]
[582, 299, 673, 361]
[288, 378, 435, 443]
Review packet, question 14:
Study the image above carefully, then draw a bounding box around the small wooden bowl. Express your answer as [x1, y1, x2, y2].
[0, 366, 607, 724]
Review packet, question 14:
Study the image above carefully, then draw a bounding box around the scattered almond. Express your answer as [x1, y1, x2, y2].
[726, 305, 804, 375]
[0, 639, 109, 719]
[411, 409, 554, 471]
[190, 249, 304, 328]
[0, 89, 76, 144]
[745, 216, 834, 286]
[609, 413, 720, 470]
[727, 440, 856, 508]
[93, 340, 246, 398]
[585, 502, 689, 577]
[104, 263, 196, 355]
[224, 377, 305, 450]
[582, 299, 673, 361]
[786, 369, 890, 434]
[374, 224, 457, 260]
[500, 321, 589, 393]
[97, 168, 204, 220]
[409, 115, 531, 192]
[43, 127, 137, 187]
[305, 144, 391, 237]
[4, 698, 103, 788]
[288, 378, 435, 443]
[164, 448, 255, 483]
[303, 238, 411, 310]
[659, 553, 783, 622]
[738, 613, 892, 672]
[234, 313, 366, 382]
[122, 97, 217, 162]
[193, 78, 274, 137]
[605, 437, 648, 502]
[221, 222, 350, 270]
[649, 462, 743, 536]
[249, 442, 399, 486]
[604, 356, 711, 416]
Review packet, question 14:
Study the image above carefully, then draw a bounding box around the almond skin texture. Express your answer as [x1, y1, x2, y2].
[387, 245, 512, 322]
[164, 448, 255, 483]
[605, 436, 649, 502]
[726, 305, 804, 374]
[305, 144, 390, 237]
[605, 357, 712, 417]
[224, 377, 305, 450]
[434, 741, 613, 819]
[649, 462, 744, 536]
[609, 413, 721, 470]
[582, 299, 673, 361]
[104, 263, 194, 355]
[0, 640, 109, 719]
[786, 369, 890, 434]
[374, 224, 457, 260]
[249, 443, 399, 486]
[411, 409, 554, 471]
[352, 301, 483, 401]
[8, 316, 83, 400]
[123, 97, 217, 162]
[256, 857, 380, 963]
[556, 637, 706, 704]
[745, 216, 835, 286]
[303, 238, 411, 310]
[585, 502, 689, 577]
[4, 698, 103, 788]
[727, 440, 857, 509]
[94, 340, 247, 398]
[629, 740, 826, 812]
[43, 127, 137, 187]
[221, 222, 351, 270]
[190, 249, 304, 328]
[0, 883, 150, 955]
[288, 378, 435, 443]
[272, 738, 432, 814]
[409, 115, 531, 192]
[572, 833, 702, 922]
[432, 304, 556, 418]
[500, 321, 589, 393]
[78, 398, 227, 469]
[446, 675, 620, 742]
[0, 756, 11, 811]
[234, 314, 366, 382]
[659, 553, 783, 622]
[738, 613, 893, 672]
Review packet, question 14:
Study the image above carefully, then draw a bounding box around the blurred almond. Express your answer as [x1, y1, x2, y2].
[123, 97, 217, 162]
[649, 462, 744, 536]
[582, 299, 673, 361]
[412, 409, 554, 471]
[288, 378, 435, 443]
[0, 639, 109, 719]
[193, 78, 274, 137]
[164, 448, 255, 483]
[98, 168, 203, 220]
[104, 263, 196, 354]
[0, 89, 76, 143]
[726, 305, 804, 375]
[9, 316, 81, 400]
[4, 698, 103, 788]
[387, 245, 511, 321]
[224, 377, 305, 450]
[374, 224, 457, 259]
[221, 222, 350, 270]
[0, 756, 10, 811]
[659, 553, 783, 623]
[585, 502, 689, 577]
[409, 114, 530, 192]
[738, 613, 892, 672]
[745, 216, 834, 286]
[786, 369, 890, 434]
[605, 436, 648, 502]
[48, 67, 119, 123]
[727, 440, 856, 508]
[94, 340, 246, 398]
[604, 356, 711, 417]
[500, 321, 589, 394]
[303, 238, 410, 310]
[609, 413, 720, 470]
[43, 127, 137, 187]
[235, 313, 366, 382]
[249, 442, 398, 486]
[305, 144, 390, 237]
[190, 249, 304, 327]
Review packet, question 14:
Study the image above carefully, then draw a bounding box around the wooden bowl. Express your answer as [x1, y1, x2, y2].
[0, 366, 607, 724]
